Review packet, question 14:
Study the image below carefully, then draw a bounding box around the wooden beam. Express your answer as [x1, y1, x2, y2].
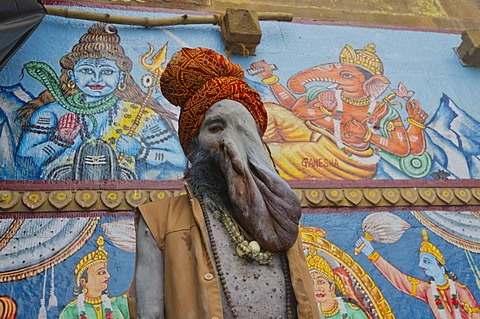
[44, 6, 292, 27]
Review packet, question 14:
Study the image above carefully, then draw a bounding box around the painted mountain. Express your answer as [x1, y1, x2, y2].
[0, 84, 33, 179]
[376, 93, 480, 180]
[425, 94, 480, 179]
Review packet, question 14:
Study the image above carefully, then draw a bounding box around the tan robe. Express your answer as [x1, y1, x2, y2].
[130, 185, 321, 319]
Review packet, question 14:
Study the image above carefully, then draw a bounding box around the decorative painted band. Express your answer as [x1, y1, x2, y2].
[0, 187, 479, 213]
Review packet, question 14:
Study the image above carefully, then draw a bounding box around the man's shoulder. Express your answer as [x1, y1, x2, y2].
[139, 193, 190, 211]
[137, 193, 197, 237]
[137, 193, 194, 222]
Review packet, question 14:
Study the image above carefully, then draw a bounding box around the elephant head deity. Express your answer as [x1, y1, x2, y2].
[287, 44, 390, 101]
[248, 43, 430, 180]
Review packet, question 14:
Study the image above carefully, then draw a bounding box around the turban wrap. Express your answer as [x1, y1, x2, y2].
[160, 47, 267, 154]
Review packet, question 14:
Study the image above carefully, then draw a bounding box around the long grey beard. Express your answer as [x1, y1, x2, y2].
[188, 140, 301, 252]
[188, 149, 233, 212]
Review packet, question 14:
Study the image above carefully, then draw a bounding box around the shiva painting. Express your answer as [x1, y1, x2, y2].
[12, 22, 185, 181]
[0, 215, 135, 319]
[301, 210, 480, 318]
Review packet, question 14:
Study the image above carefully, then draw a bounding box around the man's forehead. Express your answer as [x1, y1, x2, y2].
[203, 99, 256, 123]
[88, 262, 107, 272]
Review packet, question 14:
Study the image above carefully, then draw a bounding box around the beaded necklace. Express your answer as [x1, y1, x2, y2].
[202, 196, 273, 265]
[66, 93, 119, 133]
[340, 92, 371, 107]
[321, 298, 348, 318]
[199, 194, 294, 318]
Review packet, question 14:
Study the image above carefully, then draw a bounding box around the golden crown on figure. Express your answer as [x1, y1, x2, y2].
[419, 229, 445, 265]
[339, 43, 384, 75]
[74, 236, 108, 285]
[306, 247, 346, 295]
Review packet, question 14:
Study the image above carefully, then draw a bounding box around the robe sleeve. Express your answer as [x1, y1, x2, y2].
[370, 252, 429, 302]
[457, 283, 480, 318]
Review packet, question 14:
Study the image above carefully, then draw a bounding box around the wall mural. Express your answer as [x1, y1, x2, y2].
[0, 11, 479, 182]
[0, 3, 480, 319]
[1, 210, 480, 318]
[10, 23, 185, 181]
[251, 45, 431, 180]
[250, 45, 480, 181]
[0, 215, 135, 319]
[301, 211, 480, 319]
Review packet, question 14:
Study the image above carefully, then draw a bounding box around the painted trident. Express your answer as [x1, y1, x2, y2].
[118, 42, 168, 162]
[139, 42, 169, 92]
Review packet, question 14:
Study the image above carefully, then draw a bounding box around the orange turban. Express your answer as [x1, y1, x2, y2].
[160, 47, 267, 154]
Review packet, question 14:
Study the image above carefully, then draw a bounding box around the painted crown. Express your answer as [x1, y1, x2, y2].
[339, 43, 383, 75]
[419, 229, 445, 265]
[306, 247, 346, 294]
[74, 236, 108, 285]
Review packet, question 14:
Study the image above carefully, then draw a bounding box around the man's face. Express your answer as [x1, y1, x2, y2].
[81, 261, 110, 297]
[197, 99, 262, 155]
[192, 98, 301, 252]
[418, 252, 444, 278]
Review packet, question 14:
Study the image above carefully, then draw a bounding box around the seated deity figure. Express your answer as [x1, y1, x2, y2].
[130, 47, 320, 319]
[250, 44, 430, 180]
[16, 23, 185, 180]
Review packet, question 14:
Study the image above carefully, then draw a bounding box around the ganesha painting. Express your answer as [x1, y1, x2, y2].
[250, 43, 431, 180]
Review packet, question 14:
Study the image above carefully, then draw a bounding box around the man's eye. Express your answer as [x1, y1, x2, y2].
[208, 126, 223, 133]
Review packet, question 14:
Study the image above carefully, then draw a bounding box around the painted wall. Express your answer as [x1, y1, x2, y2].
[1, 4, 480, 318]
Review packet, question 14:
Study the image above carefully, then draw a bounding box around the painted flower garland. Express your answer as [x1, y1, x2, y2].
[77, 293, 113, 319]
[430, 279, 461, 319]
[336, 297, 348, 319]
